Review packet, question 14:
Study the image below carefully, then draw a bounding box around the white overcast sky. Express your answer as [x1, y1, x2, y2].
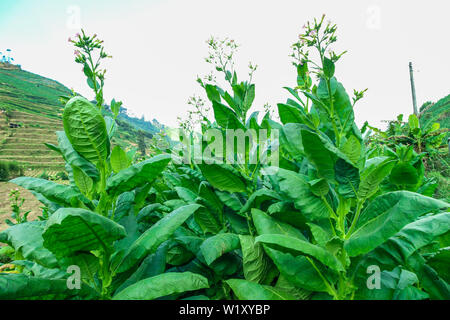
[1, 0, 449, 128]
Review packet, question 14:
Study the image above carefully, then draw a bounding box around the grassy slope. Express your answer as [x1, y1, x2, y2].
[420, 94, 450, 130]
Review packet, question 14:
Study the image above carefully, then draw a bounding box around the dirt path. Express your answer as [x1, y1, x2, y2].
[0, 182, 43, 232]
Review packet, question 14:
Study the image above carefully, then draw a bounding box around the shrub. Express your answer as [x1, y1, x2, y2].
[55, 171, 69, 181]
[0, 161, 23, 181]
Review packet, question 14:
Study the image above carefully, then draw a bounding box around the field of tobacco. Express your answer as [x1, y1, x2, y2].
[0, 16, 448, 300]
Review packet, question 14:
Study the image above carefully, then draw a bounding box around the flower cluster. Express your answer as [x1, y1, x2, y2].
[290, 14, 345, 75]
[68, 30, 112, 108]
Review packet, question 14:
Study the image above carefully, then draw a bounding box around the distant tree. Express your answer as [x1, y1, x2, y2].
[137, 130, 146, 156]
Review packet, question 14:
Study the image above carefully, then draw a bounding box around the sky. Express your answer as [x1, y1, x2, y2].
[0, 0, 449, 128]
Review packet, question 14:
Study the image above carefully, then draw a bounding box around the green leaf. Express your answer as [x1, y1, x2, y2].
[106, 154, 171, 195]
[252, 208, 307, 241]
[243, 84, 256, 115]
[10, 177, 92, 208]
[72, 165, 93, 197]
[56, 131, 99, 181]
[212, 100, 245, 129]
[110, 145, 129, 173]
[340, 135, 361, 165]
[309, 178, 329, 197]
[277, 103, 304, 124]
[239, 235, 272, 283]
[408, 114, 419, 130]
[335, 159, 360, 198]
[63, 96, 109, 165]
[272, 169, 329, 221]
[226, 279, 296, 300]
[198, 164, 247, 193]
[115, 204, 201, 273]
[264, 247, 328, 292]
[205, 84, 221, 103]
[333, 82, 354, 135]
[275, 275, 311, 300]
[175, 187, 197, 203]
[323, 58, 335, 78]
[375, 212, 450, 264]
[358, 159, 396, 200]
[256, 234, 344, 272]
[193, 206, 222, 234]
[0, 221, 57, 268]
[42, 208, 126, 257]
[240, 189, 281, 214]
[345, 191, 449, 256]
[0, 274, 97, 300]
[200, 233, 240, 265]
[389, 162, 419, 186]
[115, 244, 167, 293]
[113, 272, 209, 300]
[301, 129, 336, 180]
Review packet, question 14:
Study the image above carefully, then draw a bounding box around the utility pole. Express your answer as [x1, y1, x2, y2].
[409, 62, 418, 116]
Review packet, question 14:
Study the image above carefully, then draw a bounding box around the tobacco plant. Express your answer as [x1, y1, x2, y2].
[0, 17, 448, 301]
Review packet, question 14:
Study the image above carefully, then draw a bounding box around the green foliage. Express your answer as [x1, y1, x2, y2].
[1, 20, 448, 302]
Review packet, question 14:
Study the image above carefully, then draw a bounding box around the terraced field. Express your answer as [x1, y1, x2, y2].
[0, 110, 65, 173]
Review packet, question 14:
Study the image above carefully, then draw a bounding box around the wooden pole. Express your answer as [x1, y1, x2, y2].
[409, 62, 418, 116]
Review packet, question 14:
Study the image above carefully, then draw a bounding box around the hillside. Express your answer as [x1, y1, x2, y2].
[420, 94, 450, 130]
[0, 64, 160, 177]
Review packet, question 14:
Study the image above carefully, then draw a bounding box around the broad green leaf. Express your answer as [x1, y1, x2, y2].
[243, 84, 255, 114]
[275, 275, 311, 300]
[226, 279, 296, 300]
[205, 84, 221, 103]
[358, 159, 396, 200]
[0, 274, 97, 300]
[0, 221, 57, 268]
[110, 145, 129, 173]
[72, 165, 93, 197]
[340, 135, 361, 165]
[239, 235, 272, 283]
[43, 208, 126, 257]
[240, 189, 281, 214]
[264, 247, 328, 292]
[252, 208, 307, 241]
[212, 100, 244, 130]
[200, 233, 240, 265]
[301, 129, 336, 180]
[115, 244, 167, 294]
[345, 191, 449, 256]
[10, 177, 92, 208]
[389, 162, 419, 186]
[113, 272, 209, 300]
[115, 204, 201, 273]
[193, 205, 222, 234]
[106, 154, 171, 195]
[198, 164, 247, 193]
[175, 187, 197, 203]
[272, 169, 329, 221]
[256, 234, 344, 272]
[323, 58, 335, 78]
[335, 158, 360, 198]
[278, 103, 305, 124]
[63, 96, 109, 165]
[408, 114, 419, 130]
[332, 82, 354, 135]
[56, 131, 99, 181]
[374, 212, 450, 264]
[309, 178, 329, 197]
